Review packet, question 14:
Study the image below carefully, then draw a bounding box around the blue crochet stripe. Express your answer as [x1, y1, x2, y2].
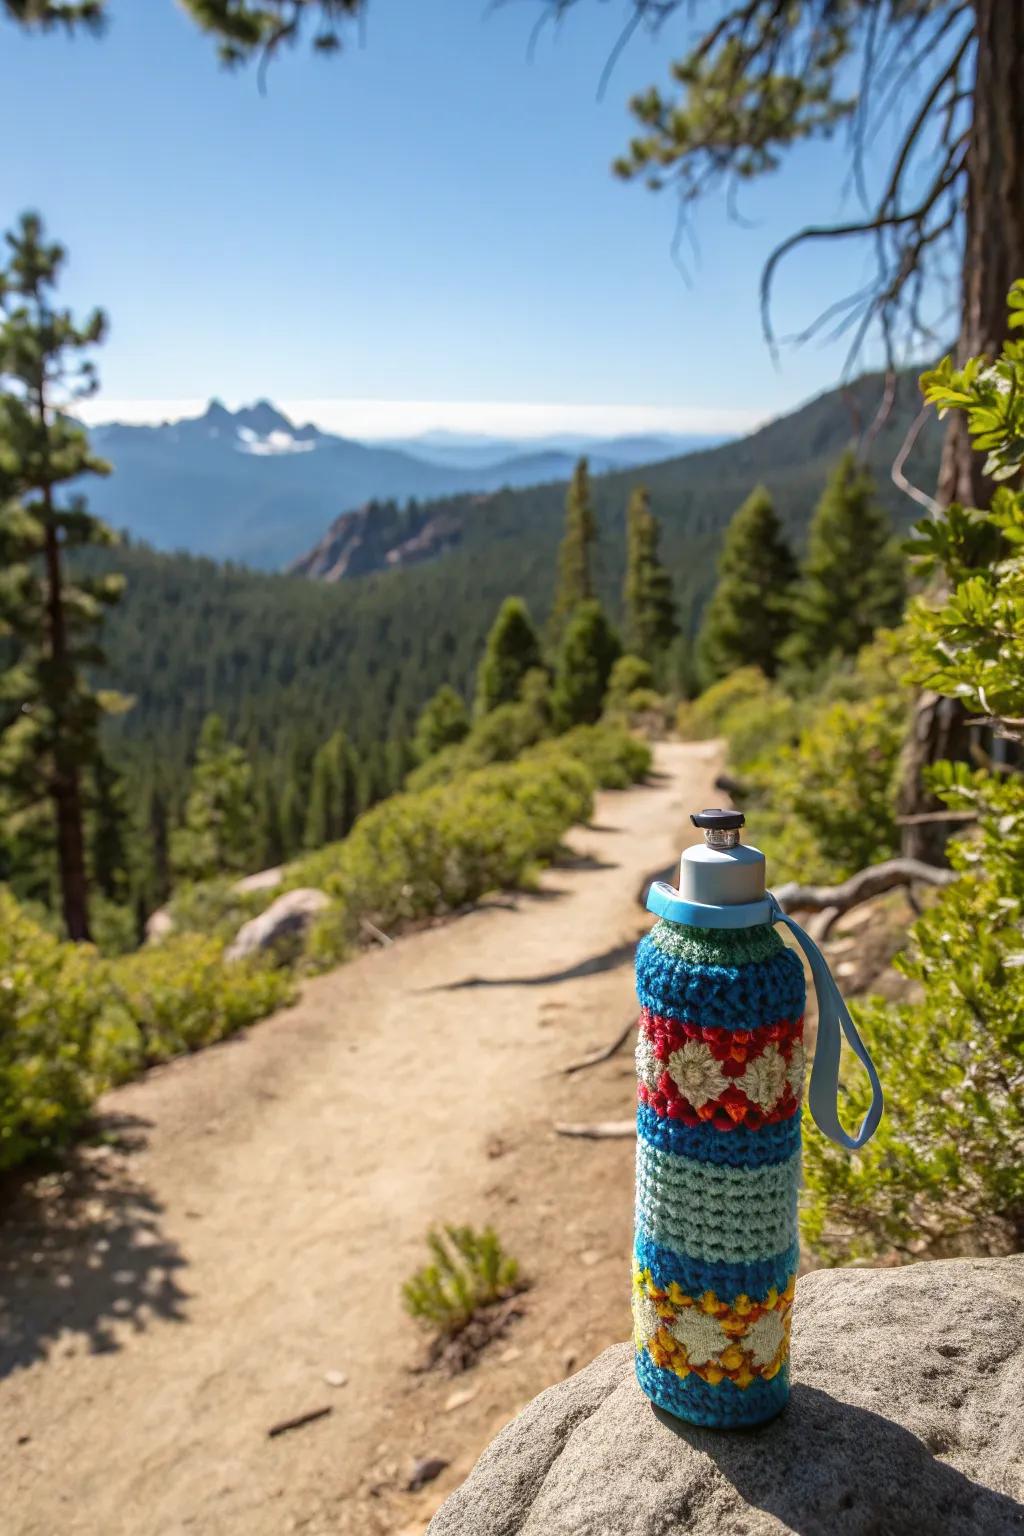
[634, 1232, 799, 1301]
[636, 1350, 789, 1428]
[635, 933, 805, 1030]
[637, 1103, 802, 1167]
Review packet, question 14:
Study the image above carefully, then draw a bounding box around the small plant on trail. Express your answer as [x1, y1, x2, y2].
[402, 1225, 522, 1338]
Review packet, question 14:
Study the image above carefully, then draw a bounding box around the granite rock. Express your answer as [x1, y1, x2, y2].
[429, 1257, 1024, 1536]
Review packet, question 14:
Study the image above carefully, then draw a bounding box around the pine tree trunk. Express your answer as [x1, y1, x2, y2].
[43, 514, 92, 942]
[898, 0, 1024, 861]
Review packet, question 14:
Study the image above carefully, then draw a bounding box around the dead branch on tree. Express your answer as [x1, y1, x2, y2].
[774, 857, 957, 939]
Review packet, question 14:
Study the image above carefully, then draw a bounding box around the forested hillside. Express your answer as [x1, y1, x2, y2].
[97, 366, 939, 784]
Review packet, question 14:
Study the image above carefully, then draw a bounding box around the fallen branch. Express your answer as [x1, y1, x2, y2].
[267, 1406, 333, 1439]
[774, 858, 957, 939]
[561, 1018, 635, 1076]
[554, 1120, 635, 1140]
[713, 771, 750, 799]
[896, 810, 976, 826]
[360, 917, 394, 946]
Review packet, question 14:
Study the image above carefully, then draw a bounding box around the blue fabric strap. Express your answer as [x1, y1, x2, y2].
[767, 893, 884, 1150]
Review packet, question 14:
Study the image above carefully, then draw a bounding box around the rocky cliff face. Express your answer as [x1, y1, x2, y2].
[428, 1257, 1024, 1536]
[288, 499, 468, 580]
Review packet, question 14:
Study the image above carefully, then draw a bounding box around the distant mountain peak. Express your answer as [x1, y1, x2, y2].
[233, 399, 296, 437]
[202, 397, 234, 427]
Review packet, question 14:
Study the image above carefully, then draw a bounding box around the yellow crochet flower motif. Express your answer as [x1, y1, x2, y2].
[632, 1269, 794, 1389]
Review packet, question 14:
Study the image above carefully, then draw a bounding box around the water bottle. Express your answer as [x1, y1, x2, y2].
[632, 808, 883, 1427]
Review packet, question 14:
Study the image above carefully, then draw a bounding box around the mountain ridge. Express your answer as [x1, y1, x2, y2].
[84, 399, 722, 568]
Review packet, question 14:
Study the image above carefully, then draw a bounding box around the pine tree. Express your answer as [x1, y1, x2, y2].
[304, 730, 357, 849]
[548, 459, 597, 647]
[784, 453, 905, 670]
[551, 600, 621, 727]
[278, 776, 305, 860]
[0, 213, 123, 940]
[623, 486, 678, 664]
[255, 774, 284, 869]
[170, 714, 255, 882]
[413, 684, 469, 763]
[89, 753, 129, 903]
[474, 597, 542, 717]
[130, 781, 170, 923]
[696, 485, 796, 685]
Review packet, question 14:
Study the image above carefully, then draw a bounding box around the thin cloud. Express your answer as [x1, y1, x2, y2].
[76, 396, 766, 440]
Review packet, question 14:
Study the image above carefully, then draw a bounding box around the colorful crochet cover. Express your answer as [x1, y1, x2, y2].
[632, 918, 806, 1427]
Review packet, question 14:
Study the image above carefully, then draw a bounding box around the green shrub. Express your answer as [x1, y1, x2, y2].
[0, 888, 293, 1169]
[678, 665, 802, 777]
[100, 934, 294, 1078]
[165, 876, 273, 945]
[405, 700, 551, 791]
[678, 665, 773, 740]
[527, 723, 651, 790]
[0, 890, 105, 1169]
[301, 752, 595, 967]
[802, 772, 1024, 1261]
[744, 689, 906, 884]
[804, 289, 1024, 1263]
[402, 1224, 522, 1336]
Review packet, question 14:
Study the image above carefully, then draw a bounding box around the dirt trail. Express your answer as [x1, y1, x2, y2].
[1, 740, 721, 1536]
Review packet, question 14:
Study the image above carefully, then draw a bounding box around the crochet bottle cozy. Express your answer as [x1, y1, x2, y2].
[631, 917, 807, 1428]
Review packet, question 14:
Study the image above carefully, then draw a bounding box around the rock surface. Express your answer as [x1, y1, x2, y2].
[428, 1257, 1024, 1536]
[232, 866, 284, 895]
[225, 887, 328, 961]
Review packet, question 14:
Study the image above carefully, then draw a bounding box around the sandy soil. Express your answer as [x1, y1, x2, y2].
[0, 740, 722, 1536]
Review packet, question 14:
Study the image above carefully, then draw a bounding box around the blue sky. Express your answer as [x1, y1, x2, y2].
[2, 0, 910, 438]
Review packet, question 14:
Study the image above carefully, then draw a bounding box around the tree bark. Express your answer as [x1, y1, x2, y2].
[43, 515, 92, 943]
[899, 0, 1024, 862]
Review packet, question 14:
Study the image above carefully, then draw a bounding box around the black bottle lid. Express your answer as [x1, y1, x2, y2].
[689, 808, 745, 831]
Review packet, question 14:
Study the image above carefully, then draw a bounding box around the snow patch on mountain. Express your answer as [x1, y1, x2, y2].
[236, 426, 317, 456]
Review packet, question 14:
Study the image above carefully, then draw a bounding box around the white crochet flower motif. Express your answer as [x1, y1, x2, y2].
[744, 1307, 787, 1368]
[635, 1031, 664, 1093]
[666, 1040, 728, 1108]
[786, 1041, 806, 1100]
[632, 1293, 663, 1351]
[739, 1042, 788, 1111]
[667, 1308, 729, 1367]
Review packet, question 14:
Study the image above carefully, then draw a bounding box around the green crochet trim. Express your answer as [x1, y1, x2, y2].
[650, 919, 784, 967]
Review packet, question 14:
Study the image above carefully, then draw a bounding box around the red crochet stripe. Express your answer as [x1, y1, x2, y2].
[639, 1006, 803, 1070]
[637, 1079, 801, 1132]
[636, 1007, 804, 1133]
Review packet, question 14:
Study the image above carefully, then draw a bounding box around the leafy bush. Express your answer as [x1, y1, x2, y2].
[0, 889, 292, 1169]
[682, 640, 907, 884]
[100, 935, 294, 1079]
[802, 771, 1024, 1261]
[678, 665, 802, 782]
[405, 700, 551, 791]
[606, 653, 655, 701]
[165, 876, 273, 945]
[526, 723, 651, 789]
[0, 890, 106, 1169]
[300, 752, 595, 966]
[678, 665, 775, 741]
[804, 287, 1024, 1262]
[744, 686, 906, 884]
[402, 1224, 522, 1336]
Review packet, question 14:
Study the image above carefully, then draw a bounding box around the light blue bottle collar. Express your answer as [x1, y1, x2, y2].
[646, 881, 884, 1152]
